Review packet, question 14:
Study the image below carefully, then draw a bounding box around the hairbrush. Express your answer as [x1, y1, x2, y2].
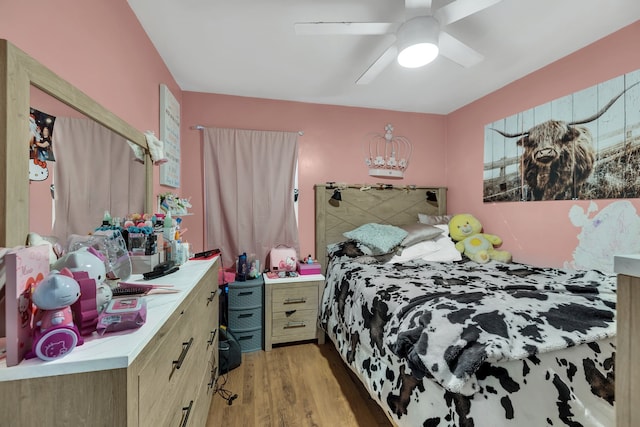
[113, 281, 179, 296]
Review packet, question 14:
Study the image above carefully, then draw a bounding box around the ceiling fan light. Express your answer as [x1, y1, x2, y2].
[398, 43, 439, 68]
[396, 16, 440, 69]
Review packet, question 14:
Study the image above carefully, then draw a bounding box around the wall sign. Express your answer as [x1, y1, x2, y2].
[159, 84, 180, 188]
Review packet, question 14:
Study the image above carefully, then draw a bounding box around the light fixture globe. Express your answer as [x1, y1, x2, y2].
[396, 16, 440, 68]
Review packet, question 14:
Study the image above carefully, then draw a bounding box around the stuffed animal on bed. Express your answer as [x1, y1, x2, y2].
[448, 213, 512, 264]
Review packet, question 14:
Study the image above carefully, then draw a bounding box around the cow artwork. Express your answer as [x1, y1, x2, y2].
[484, 73, 640, 202]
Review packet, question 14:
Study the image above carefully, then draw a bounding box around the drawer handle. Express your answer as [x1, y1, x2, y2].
[238, 291, 253, 296]
[207, 291, 216, 305]
[238, 313, 254, 318]
[284, 297, 306, 304]
[285, 310, 296, 316]
[208, 366, 218, 389]
[179, 400, 194, 427]
[207, 329, 217, 347]
[173, 337, 194, 369]
[284, 321, 306, 329]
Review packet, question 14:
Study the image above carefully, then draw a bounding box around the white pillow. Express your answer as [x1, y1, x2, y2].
[387, 240, 441, 263]
[387, 225, 462, 263]
[421, 225, 462, 262]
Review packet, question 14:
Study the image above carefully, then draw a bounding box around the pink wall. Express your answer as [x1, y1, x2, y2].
[5, 2, 639, 268]
[1, 0, 181, 230]
[181, 93, 446, 258]
[445, 21, 640, 267]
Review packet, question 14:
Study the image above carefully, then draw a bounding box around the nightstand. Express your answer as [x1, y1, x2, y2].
[227, 276, 264, 352]
[263, 273, 325, 351]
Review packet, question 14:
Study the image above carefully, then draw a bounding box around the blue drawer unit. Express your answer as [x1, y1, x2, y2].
[227, 276, 264, 352]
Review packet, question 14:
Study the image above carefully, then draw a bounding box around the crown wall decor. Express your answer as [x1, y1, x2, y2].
[364, 124, 412, 178]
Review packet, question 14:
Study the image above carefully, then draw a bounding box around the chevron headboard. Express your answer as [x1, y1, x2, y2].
[314, 184, 448, 269]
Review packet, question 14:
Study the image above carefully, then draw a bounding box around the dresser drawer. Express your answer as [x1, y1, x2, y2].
[229, 306, 262, 330]
[138, 285, 213, 425]
[137, 308, 193, 423]
[272, 284, 318, 312]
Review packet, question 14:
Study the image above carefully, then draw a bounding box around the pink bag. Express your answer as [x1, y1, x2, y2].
[269, 245, 297, 272]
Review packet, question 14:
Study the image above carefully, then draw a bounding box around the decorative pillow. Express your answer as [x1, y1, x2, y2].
[418, 213, 453, 225]
[399, 223, 443, 247]
[343, 223, 408, 255]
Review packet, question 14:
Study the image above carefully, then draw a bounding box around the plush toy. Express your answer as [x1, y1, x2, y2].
[448, 214, 512, 264]
[144, 131, 168, 165]
[27, 232, 60, 264]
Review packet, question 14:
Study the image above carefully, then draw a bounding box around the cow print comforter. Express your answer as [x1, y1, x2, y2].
[320, 241, 616, 426]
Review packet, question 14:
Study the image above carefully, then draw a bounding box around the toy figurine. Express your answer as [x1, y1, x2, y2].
[28, 269, 83, 361]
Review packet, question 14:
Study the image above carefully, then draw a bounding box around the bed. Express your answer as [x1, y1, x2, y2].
[314, 184, 616, 427]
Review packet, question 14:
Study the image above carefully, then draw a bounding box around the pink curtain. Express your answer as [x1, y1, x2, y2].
[203, 127, 299, 269]
[51, 117, 145, 245]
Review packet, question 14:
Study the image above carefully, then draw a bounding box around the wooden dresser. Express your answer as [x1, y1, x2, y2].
[0, 257, 220, 427]
[263, 273, 325, 351]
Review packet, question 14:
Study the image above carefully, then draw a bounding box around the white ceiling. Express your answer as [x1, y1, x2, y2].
[127, 0, 640, 115]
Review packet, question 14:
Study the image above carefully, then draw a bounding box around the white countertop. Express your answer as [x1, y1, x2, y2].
[263, 273, 325, 285]
[614, 254, 640, 278]
[0, 257, 218, 382]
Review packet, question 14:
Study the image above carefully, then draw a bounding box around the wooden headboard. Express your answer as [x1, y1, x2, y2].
[314, 184, 448, 267]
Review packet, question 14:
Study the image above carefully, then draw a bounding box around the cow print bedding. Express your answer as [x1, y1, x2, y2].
[320, 241, 616, 426]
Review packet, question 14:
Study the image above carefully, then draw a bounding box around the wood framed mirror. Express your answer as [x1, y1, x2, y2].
[0, 39, 153, 248]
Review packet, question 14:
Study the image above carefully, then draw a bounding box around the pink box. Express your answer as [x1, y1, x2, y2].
[298, 262, 321, 275]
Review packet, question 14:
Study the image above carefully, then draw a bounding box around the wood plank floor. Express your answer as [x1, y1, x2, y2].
[207, 342, 393, 427]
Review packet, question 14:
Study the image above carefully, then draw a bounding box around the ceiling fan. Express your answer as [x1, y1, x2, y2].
[294, 0, 502, 84]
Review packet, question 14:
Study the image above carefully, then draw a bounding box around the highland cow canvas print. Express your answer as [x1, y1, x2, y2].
[483, 70, 640, 202]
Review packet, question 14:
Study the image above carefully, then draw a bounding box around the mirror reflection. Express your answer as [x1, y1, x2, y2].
[28, 86, 146, 247]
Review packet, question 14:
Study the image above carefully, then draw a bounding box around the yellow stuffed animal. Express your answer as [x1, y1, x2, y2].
[448, 214, 512, 264]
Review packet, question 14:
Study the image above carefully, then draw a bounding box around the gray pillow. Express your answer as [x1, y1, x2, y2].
[418, 213, 453, 225]
[399, 223, 444, 247]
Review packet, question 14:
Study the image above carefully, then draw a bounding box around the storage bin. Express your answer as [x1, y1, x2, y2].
[298, 261, 321, 275]
[131, 253, 162, 274]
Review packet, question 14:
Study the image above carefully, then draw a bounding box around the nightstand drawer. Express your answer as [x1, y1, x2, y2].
[271, 309, 317, 337]
[272, 285, 318, 312]
[228, 306, 262, 331]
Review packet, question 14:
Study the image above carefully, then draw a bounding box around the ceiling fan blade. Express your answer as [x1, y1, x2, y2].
[405, 0, 432, 11]
[438, 31, 484, 67]
[294, 22, 397, 36]
[434, 0, 502, 26]
[356, 44, 398, 85]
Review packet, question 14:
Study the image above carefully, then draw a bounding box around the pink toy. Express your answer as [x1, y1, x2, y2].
[27, 269, 84, 361]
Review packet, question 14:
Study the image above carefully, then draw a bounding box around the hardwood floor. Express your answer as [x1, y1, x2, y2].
[207, 342, 393, 427]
